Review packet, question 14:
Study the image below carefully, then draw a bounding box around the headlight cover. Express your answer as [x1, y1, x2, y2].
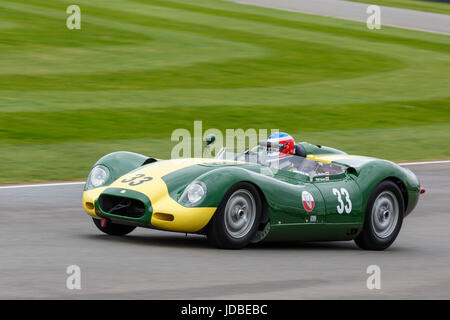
[86, 165, 110, 190]
[180, 181, 207, 205]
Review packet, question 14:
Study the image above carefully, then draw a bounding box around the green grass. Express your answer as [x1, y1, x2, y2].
[0, 0, 449, 183]
[348, 0, 450, 15]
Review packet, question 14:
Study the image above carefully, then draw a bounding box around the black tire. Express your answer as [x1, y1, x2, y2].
[355, 180, 404, 250]
[92, 218, 136, 236]
[207, 182, 262, 249]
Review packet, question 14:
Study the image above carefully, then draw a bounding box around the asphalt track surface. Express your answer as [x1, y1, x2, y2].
[229, 0, 450, 35]
[0, 162, 449, 299]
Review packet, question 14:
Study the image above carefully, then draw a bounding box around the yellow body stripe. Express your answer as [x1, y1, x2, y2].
[307, 154, 372, 163]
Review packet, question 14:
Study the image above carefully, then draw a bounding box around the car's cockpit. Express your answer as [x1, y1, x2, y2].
[215, 142, 347, 181]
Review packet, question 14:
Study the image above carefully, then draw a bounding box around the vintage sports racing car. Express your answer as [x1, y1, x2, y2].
[82, 134, 424, 250]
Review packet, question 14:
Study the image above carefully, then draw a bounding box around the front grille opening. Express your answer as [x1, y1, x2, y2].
[99, 194, 146, 218]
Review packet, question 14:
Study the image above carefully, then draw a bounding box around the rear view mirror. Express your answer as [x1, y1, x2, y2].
[205, 134, 216, 147]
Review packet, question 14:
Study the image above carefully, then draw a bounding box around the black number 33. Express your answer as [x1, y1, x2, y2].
[121, 173, 153, 186]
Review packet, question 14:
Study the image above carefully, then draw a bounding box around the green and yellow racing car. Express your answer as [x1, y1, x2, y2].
[82, 133, 423, 250]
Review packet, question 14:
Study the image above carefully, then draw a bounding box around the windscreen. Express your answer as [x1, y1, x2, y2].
[215, 147, 346, 179]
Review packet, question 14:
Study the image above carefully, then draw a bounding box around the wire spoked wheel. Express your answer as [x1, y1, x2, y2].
[208, 182, 262, 249]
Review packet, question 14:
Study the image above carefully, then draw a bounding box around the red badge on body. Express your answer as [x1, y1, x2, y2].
[302, 191, 315, 212]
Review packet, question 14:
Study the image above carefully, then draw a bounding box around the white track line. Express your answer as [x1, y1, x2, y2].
[398, 160, 450, 166]
[0, 181, 84, 190]
[0, 160, 449, 190]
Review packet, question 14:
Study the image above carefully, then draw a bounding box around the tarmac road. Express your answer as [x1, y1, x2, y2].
[0, 162, 449, 299]
[229, 0, 450, 35]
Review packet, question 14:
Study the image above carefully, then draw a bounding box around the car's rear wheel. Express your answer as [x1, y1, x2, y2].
[92, 218, 136, 236]
[207, 182, 262, 249]
[355, 180, 404, 250]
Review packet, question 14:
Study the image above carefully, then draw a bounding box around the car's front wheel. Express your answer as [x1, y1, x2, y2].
[92, 218, 136, 236]
[355, 180, 404, 250]
[207, 182, 262, 249]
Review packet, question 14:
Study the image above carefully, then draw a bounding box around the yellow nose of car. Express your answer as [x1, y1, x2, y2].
[83, 160, 218, 233]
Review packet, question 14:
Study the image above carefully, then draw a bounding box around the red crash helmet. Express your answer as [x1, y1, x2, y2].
[267, 132, 295, 158]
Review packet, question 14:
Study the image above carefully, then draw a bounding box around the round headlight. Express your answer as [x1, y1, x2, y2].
[87, 165, 110, 189]
[185, 182, 207, 204]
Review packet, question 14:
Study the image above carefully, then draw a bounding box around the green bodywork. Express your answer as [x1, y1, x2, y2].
[84, 151, 151, 191]
[87, 143, 421, 242]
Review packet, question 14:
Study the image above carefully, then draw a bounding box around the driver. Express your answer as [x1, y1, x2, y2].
[266, 132, 295, 160]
